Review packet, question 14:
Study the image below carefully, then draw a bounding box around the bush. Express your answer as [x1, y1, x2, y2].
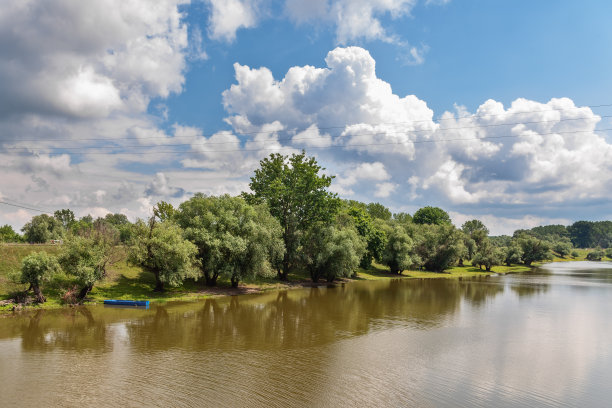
[586, 249, 604, 261]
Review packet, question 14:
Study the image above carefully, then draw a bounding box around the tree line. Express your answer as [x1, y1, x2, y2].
[4, 151, 611, 304]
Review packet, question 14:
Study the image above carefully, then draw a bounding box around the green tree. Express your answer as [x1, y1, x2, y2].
[472, 239, 504, 271]
[415, 224, 464, 272]
[129, 218, 198, 292]
[504, 243, 523, 266]
[54, 209, 76, 230]
[366, 202, 392, 221]
[568, 221, 594, 248]
[518, 235, 552, 266]
[0, 224, 21, 242]
[302, 222, 366, 282]
[59, 222, 120, 300]
[346, 206, 386, 268]
[381, 225, 419, 275]
[21, 214, 64, 243]
[244, 151, 340, 280]
[177, 194, 284, 287]
[605, 248, 612, 259]
[20, 251, 60, 303]
[103, 213, 130, 226]
[392, 212, 412, 224]
[413, 206, 452, 226]
[462, 219, 489, 246]
[552, 239, 573, 258]
[154, 201, 176, 222]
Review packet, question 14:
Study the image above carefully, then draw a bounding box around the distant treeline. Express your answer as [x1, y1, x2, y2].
[2, 151, 611, 305]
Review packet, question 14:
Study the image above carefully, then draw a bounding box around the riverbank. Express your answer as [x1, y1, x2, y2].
[0, 244, 595, 313]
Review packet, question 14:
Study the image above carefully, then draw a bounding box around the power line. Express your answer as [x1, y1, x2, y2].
[4, 114, 610, 151]
[3, 103, 612, 144]
[0, 201, 53, 214]
[7, 127, 612, 156]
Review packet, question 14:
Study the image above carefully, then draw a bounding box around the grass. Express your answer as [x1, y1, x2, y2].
[1, 243, 610, 312]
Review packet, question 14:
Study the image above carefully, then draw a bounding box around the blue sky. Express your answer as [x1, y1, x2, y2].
[1, 0, 611, 234]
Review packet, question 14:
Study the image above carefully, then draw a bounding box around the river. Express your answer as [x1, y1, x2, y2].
[1, 261, 611, 407]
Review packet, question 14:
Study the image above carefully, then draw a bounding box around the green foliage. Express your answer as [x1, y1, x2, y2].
[129, 220, 198, 291]
[154, 201, 176, 222]
[103, 213, 130, 226]
[413, 206, 452, 226]
[586, 249, 604, 261]
[366, 202, 392, 221]
[392, 212, 412, 224]
[415, 224, 464, 272]
[504, 243, 523, 266]
[0, 224, 21, 243]
[571, 250, 580, 258]
[302, 222, 366, 282]
[462, 219, 489, 245]
[244, 151, 340, 279]
[100, 213, 132, 243]
[552, 239, 573, 258]
[59, 222, 120, 299]
[568, 221, 612, 248]
[21, 214, 64, 243]
[517, 235, 553, 266]
[472, 239, 504, 271]
[381, 225, 419, 275]
[346, 207, 387, 268]
[54, 209, 76, 230]
[176, 194, 284, 287]
[20, 251, 60, 303]
[490, 235, 512, 247]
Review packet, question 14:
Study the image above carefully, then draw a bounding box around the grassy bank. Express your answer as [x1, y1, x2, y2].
[0, 243, 606, 312]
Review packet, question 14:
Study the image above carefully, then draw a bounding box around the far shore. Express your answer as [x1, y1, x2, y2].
[0, 258, 557, 314]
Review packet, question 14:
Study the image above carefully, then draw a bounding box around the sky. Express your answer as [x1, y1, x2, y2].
[1, 0, 611, 235]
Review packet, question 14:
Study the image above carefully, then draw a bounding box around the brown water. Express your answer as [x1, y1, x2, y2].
[1, 261, 611, 407]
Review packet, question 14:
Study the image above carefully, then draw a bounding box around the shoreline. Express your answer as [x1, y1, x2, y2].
[1, 262, 534, 314]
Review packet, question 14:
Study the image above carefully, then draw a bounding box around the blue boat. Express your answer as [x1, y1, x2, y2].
[104, 299, 149, 307]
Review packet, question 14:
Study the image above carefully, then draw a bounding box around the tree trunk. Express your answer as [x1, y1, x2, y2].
[77, 284, 94, 301]
[205, 272, 218, 286]
[486, 265, 491, 272]
[280, 253, 290, 281]
[32, 283, 46, 303]
[231, 276, 239, 288]
[153, 271, 164, 292]
[458, 258, 464, 267]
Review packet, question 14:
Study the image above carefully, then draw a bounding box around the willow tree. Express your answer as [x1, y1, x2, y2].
[129, 218, 198, 292]
[301, 222, 366, 282]
[244, 151, 340, 280]
[176, 194, 284, 287]
[20, 252, 60, 303]
[415, 224, 464, 272]
[381, 225, 419, 275]
[59, 222, 120, 300]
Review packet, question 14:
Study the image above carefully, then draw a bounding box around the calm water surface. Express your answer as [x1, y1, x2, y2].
[1, 261, 611, 407]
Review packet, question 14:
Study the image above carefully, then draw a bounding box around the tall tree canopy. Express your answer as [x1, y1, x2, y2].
[21, 214, 63, 243]
[412, 206, 452, 226]
[54, 209, 75, 230]
[366, 202, 392, 221]
[244, 151, 340, 280]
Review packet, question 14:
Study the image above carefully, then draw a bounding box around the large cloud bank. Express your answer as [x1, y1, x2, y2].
[220, 46, 612, 233]
[0, 0, 609, 236]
